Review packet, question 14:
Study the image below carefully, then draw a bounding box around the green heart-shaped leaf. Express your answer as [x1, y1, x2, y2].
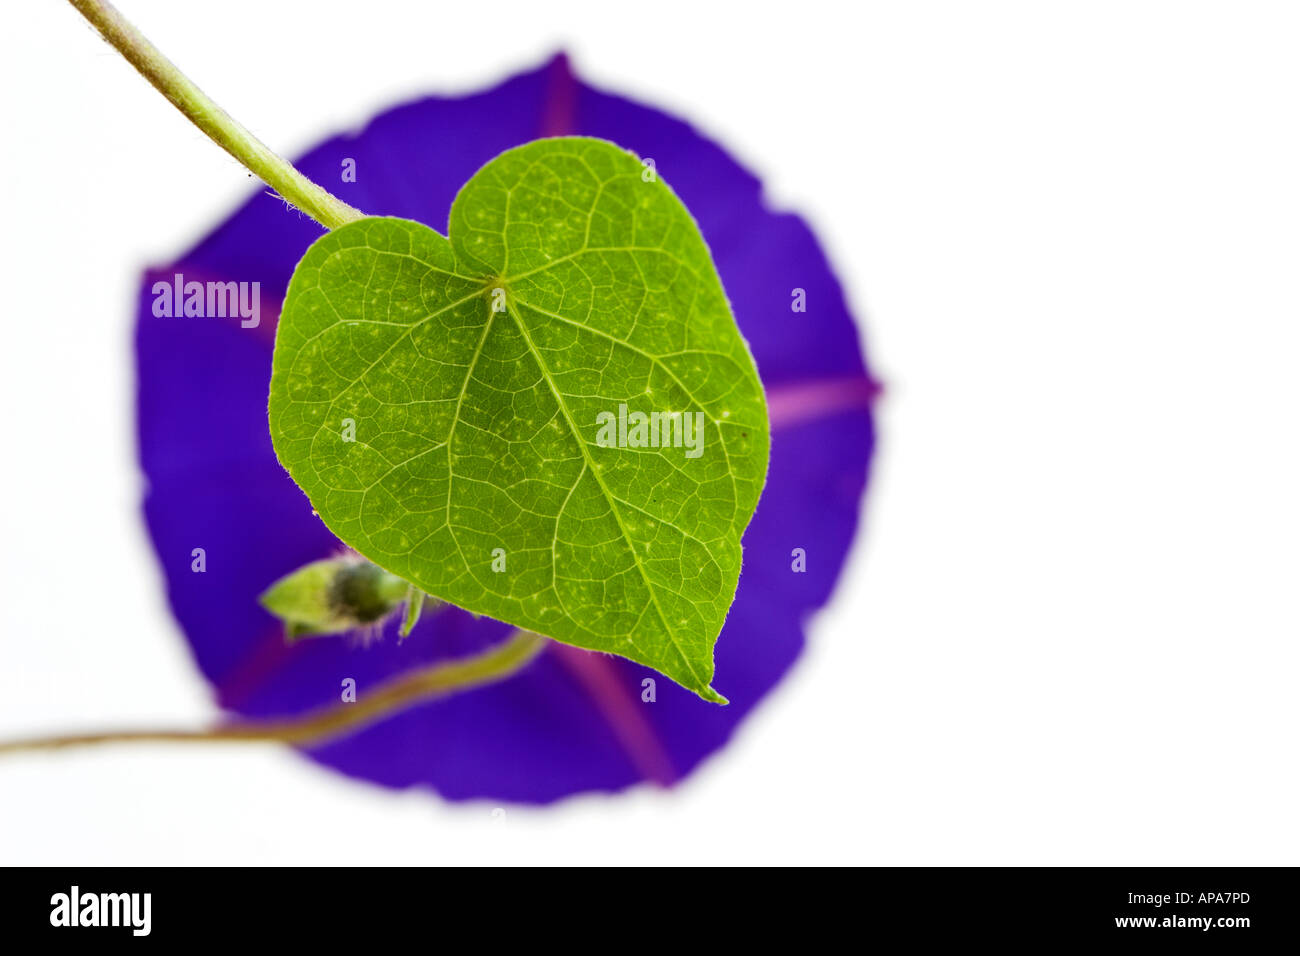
[269, 138, 769, 701]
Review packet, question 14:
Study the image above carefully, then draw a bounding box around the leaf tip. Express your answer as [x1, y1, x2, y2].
[699, 686, 729, 706]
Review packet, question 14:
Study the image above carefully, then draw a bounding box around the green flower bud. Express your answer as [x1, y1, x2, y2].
[259, 557, 413, 640]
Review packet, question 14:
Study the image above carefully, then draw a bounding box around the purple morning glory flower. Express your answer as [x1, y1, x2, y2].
[135, 55, 877, 803]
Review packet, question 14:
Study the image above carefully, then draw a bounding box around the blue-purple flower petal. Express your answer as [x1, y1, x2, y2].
[135, 56, 876, 803]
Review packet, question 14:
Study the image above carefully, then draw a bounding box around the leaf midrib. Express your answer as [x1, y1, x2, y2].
[502, 297, 712, 694]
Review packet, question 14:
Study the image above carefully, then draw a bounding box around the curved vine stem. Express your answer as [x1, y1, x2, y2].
[67, 0, 364, 230]
[0, 630, 545, 756]
[16, 3, 520, 760]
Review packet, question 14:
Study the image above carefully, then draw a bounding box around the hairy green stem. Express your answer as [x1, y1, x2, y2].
[67, 0, 364, 230]
[0, 630, 545, 756]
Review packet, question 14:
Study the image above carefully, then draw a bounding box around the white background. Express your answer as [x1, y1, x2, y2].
[1, 0, 1297, 865]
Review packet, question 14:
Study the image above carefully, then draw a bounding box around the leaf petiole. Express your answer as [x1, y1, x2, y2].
[67, 0, 364, 230]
